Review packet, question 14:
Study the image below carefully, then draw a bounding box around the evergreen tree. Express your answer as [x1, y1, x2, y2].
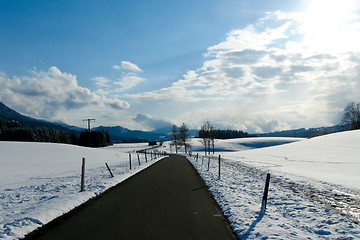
[78, 130, 112, 147]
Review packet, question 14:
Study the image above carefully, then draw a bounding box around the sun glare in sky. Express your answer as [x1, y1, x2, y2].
[301, 0, 359, 52]
[1, 0, 360, 131]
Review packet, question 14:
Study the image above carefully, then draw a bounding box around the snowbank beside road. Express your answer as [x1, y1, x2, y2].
[0, 142, 162, 239]
[225, 131, 360, 190]
[178, 131, 360, 239]
[1, 130, 360, 239]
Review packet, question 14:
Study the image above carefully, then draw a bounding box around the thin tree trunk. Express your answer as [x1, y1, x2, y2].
[208, 140, 211, 154]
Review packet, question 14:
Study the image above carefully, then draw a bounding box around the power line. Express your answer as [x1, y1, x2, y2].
[83, 118, 95, 131]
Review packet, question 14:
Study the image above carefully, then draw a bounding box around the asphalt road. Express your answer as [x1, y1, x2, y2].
[24, 155, 237, 240]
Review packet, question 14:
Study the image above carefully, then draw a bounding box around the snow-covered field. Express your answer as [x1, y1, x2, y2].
[1, 130, 360, 239]
[0, 142, 163, 239]
[175, 131, 360, 239]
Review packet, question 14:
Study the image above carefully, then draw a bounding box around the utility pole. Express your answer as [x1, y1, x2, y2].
[83, 118, 95, 131]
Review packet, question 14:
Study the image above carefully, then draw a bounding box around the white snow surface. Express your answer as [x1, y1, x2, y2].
[177, 131, 360, 239]
[1, 130, 360, 239]
[0, 142, 163, 239]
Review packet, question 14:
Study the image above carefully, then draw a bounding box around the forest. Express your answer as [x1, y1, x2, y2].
[0, 118, 112, 147]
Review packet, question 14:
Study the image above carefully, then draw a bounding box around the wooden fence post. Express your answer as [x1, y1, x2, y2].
[129, 154, 132, 170]
[137, 154, 141, 165]
[80, 157, 85, 192]
[261, 173, 271, 213]
[105, 163, 114, 178]
[196, 153, 198, 162]
[145, 152, 148, 162]
[207, 156, 211, 170]
[202, 156, 204, 166]
[218, 154, 221, 179]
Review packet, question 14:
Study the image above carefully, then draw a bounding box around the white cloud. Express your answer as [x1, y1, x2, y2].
[6, 7, 358, 132]
[133, 113, 173, 131]
[91, 76, 111, 88]
[105, 98, 130, 110]
[115, 74, 146, 91]
[113, 61, 142, 72]
[126, 9, 360, 131]
[207, 21, 292, 53]
[0, 67, 129, 122]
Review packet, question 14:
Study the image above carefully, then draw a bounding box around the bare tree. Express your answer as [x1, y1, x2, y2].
[170, 125, 179, 153]
[342, 102, 360, 130]
[199, 121, 215, 155]
[178, 123, 191, 154]
[209, 124, 216, 154]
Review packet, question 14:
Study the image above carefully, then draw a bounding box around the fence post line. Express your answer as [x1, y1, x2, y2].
[202, 156, 204, 166]
[80, 157, 85, 192]
[207, 156, 211, 170]
[261, 173, 271, 213]
[137, 154, 141, 165]
[129, 154, 132, 170]
[218, 154, 221, 179]
[196, 153, 198, 162]
[105, 163, 114, 178]
[145, 151, 148, 162]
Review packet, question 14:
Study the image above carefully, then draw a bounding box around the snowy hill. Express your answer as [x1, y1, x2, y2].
[0, 142, 160, 239]
[185, 132, 360, 189]
[1, 131, 360, 239]
[189, 136, 303, 152]
[239, 131, 360, 189]
[179, 131, 360, 239]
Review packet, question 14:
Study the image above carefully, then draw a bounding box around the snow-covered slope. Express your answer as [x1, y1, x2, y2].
[0, 142, 160, 239]
[186, 132, 359, 190]
[238, 131, 360, 189]
[1, 130, 360, 239]
[0, 142, 120, 186]
[190, 136, 303, 152]
[179, 131, 360, 239]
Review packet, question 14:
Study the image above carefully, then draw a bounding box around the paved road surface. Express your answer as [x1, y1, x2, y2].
[25, 155, 237, 240]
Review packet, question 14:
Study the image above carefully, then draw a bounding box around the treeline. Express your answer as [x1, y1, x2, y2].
[209, 129, 257, 139]
[76, 130, 111, 147]
[199, 128, 256, 139]
[0, 119, 73, 143]
[0, 118, 112, 147]
[198, 121, 257, 155]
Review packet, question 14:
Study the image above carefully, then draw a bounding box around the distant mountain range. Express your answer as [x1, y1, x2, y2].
[257, 125, 346, 138]
[0, 101, 75, 131]
[0, 101, 345, 142]
[0, 102, 195, 142]
[93, 126, 168, 142]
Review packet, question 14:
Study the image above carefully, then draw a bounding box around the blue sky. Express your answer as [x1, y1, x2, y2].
[1, 0, 360, 132]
